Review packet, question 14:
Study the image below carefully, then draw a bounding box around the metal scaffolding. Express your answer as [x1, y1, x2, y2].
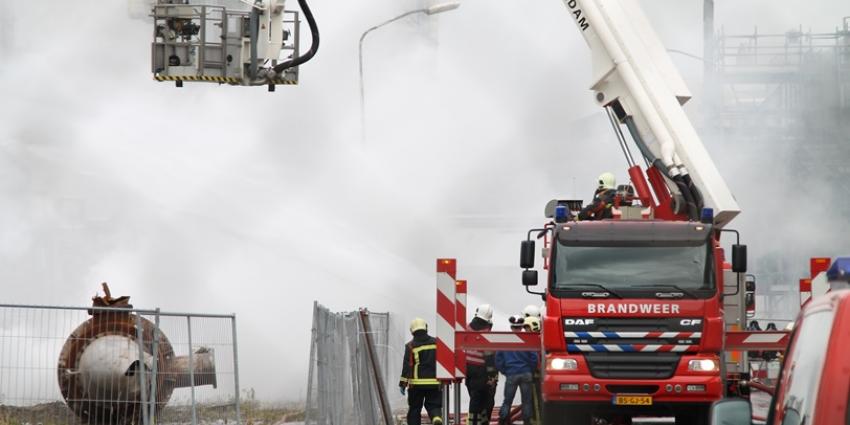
[708, 17, 850, 320]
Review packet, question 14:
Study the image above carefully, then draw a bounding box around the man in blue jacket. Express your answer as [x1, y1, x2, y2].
[495, 316, 540, 425]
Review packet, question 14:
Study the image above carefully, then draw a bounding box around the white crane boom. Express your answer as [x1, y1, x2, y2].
[563, 0, 740, 227]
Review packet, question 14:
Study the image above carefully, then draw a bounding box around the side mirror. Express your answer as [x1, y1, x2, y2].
[710, 399, 752, 425]
[520, 240, 535, 269]
[745, 293, 755, 310]
[745, 276, 756, 292]
[732, 244, 747, 273]
[522, 270, 539, 287]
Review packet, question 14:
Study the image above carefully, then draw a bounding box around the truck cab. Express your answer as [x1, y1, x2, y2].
[522, 217, 747, 425]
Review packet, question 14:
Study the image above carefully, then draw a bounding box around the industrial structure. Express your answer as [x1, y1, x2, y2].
[57, 284, 218, 425]
[707, 17, 850, 320]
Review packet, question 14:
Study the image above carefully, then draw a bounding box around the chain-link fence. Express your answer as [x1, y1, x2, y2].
[305, 302, 404, 425]
[0, 303, 240, 425]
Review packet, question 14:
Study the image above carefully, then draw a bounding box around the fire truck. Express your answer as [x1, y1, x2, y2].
[510, 0, 772, 423]
[436, 0, 802, 422]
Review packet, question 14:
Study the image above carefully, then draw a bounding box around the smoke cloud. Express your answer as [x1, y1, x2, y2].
[0, 0, 846, 401]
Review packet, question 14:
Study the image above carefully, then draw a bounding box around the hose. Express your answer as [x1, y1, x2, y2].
[682, 173, 705, 212]
[273, 0, 319, 74]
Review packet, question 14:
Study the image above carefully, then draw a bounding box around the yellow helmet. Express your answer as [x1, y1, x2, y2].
[409, 318, 428, 334]
[523, 316, 541, 332]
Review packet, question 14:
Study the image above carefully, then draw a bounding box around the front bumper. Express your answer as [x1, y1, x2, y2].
[542, 354, 723, 403]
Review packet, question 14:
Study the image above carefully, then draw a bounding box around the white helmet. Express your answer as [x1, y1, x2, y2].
[474, 304, 493, 323]
[523, 305, 541, 318]
[598, 172, 616, 190]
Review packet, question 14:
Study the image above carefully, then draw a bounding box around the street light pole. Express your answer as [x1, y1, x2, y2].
[359, 2, 460, 146]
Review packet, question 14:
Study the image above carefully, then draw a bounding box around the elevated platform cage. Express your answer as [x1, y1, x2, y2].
[152, 0, 301, 87]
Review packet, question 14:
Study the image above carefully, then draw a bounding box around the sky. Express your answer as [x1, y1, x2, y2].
[0, 0, 848, 403]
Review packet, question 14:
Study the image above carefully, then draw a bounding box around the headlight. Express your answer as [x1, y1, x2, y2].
[688, 359, 718, 372]
[549, 358, 578, 370]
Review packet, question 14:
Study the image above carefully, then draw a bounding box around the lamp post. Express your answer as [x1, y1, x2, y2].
[359, 2, 460, 146]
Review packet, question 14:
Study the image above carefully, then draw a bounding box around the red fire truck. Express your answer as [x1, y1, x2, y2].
[520, 215, 745, 425]
[510, 0, 768, 423]
[442, 1, 797, 424]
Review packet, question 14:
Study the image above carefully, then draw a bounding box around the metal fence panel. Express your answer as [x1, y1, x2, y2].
[305, 302, 400, 425]
[0, 304, 240, 425]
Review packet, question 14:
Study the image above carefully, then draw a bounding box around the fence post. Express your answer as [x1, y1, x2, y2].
[135, 313, 150, 425]
[305, 302, 318, 425]
[149, 308, 161, 424]
[187, 316, 198, 425]
[358, 309, 393, 425]
[232, 314, 242, 425]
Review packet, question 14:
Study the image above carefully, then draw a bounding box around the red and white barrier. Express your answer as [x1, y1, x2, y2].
[456, 331, 541, 352]
[436, 258, 457, 381]
[454, 279, 467, 379]
[725, 331, 790, 351]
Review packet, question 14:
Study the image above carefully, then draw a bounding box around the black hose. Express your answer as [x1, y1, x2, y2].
[682, 173, 705, 212]
[652, 158, 699, 220]
[273, 0, 319, 74]
[672, 175, 699, 220]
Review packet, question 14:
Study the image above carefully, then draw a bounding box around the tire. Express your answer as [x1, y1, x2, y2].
[675, 404, 710, 425]
[543, 402, 592, 425]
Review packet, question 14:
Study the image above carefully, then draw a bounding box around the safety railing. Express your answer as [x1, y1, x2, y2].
[0, 303, 240, 425]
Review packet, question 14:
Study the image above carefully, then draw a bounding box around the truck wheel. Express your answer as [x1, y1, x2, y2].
[675, 405, 710, 425]
[542, 402, 591, 425]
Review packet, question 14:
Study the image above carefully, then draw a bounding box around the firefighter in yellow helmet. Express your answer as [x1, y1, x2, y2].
[578, 172, 618, 220]
[400, 318, 443, 425]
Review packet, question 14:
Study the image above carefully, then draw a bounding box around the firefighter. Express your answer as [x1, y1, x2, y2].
[746, 320, 763, 360]
[466, 305, 498, 425]
[577, 172, 618, 220]
[495, 316, 540, 425]
[523, 316, 543, 425]
[400, 318, 443, 425]
[762, 323, 779, 361]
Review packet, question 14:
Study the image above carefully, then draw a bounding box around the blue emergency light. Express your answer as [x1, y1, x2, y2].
[827, 257, 850, 282]
[700, 207, 714, 224]
[555, 205, 568, 223]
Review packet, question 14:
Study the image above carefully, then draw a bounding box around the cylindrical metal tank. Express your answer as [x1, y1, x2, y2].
[57, 285, 216, 425]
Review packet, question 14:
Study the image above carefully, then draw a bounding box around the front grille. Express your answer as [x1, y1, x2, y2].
[606, 385, 660, 394]
[585, 353, 680, 379]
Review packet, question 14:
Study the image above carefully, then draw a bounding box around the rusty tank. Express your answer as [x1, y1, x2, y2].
[57, 284, 216, 425]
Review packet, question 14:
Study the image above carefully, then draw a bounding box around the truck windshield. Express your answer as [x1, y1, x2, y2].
[552, 241, 714, 292]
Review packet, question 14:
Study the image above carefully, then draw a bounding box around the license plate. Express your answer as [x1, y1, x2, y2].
[613, 395, 653, 406]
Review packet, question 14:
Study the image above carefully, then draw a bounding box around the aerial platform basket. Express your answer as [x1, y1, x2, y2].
[151, 0, 311, 89]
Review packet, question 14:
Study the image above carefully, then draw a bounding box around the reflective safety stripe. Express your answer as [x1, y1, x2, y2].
[412, 344, 437, 354]
[412, 344, 436, 380]
[410, 378, 440, 385]
[399, 377, 409, 382]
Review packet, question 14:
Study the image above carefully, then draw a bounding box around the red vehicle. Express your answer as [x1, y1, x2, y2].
[520, 217, 747, 425]
[711, 290, 850, 425]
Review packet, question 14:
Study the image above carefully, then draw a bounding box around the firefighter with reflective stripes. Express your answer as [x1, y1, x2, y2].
[400, 318, 443, 425]
[577, 172, 618, 220]
[466, 305, 498, 425]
